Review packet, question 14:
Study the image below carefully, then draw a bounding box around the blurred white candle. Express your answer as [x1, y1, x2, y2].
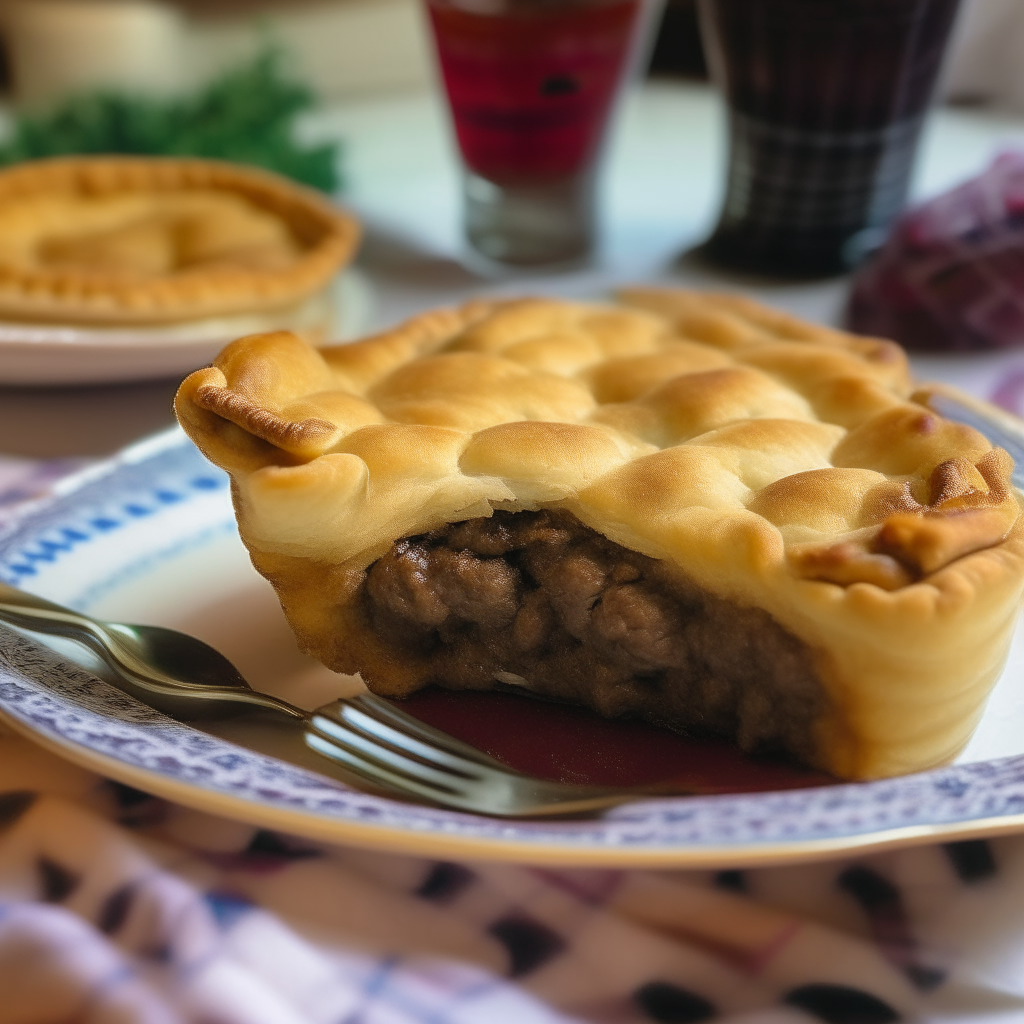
[3, 0, 186, 105]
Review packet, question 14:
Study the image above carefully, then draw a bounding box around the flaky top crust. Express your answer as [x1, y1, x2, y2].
[0, 157, 359, 325]
[176, 290, 1024, 779]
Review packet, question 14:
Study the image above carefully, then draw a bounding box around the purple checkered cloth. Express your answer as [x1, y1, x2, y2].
[848, 150, 1024, 351]
[2, 456, 1024, 1023]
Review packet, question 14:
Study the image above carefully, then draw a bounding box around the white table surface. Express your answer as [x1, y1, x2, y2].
[319, 80, 1024, 329]
[6, 80, 1024, 458]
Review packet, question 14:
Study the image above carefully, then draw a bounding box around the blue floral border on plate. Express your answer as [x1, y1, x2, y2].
[1, 429, 1024, 855]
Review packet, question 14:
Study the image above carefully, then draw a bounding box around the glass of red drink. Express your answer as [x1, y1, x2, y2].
[697, 0, 962, 276]
[425, 0, 649, 266]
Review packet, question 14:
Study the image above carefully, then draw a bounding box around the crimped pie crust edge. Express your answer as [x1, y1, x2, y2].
[0, 156, 359, 325]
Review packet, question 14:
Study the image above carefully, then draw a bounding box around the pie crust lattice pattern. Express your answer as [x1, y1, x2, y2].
[176, 289, 1024, 780]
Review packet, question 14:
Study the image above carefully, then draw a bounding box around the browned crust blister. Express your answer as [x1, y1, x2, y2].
[175, 290, 1024, 780]
[0, 157, 359, 324]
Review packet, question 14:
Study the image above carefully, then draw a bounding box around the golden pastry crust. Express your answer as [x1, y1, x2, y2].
[0, 157, 359, 324]
[175, 290, 1024, 780]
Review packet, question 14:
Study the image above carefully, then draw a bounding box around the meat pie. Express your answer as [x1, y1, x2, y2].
[175, 290, 1024, 780]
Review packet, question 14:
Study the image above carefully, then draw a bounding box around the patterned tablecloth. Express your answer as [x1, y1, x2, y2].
[2, 449, 1024, 1024]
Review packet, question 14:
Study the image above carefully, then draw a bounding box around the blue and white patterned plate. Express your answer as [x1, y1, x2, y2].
[2, 427, 1024, 868]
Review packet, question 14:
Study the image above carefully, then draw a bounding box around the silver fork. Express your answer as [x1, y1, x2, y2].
[0, 582, 691, 817]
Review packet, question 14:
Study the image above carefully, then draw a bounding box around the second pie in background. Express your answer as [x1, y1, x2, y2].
[0, 156, 360, 385]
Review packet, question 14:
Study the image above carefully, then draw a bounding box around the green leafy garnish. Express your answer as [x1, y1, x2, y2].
[0, 50, 340, 192]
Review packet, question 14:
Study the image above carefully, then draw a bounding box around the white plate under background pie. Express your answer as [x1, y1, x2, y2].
[2, 427, 1024, 869]
[0, 271, 373, 386]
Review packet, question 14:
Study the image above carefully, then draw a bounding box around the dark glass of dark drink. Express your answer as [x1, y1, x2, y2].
[697, 0, 962, 276]
[426, 0, 645, 265]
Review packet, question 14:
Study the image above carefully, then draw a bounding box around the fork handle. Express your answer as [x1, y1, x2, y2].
[0, 582, 297, 720]
[0, 581, 128, 654]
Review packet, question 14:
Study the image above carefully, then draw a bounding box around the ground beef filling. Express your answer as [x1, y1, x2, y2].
[362, 509, 826, 763]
